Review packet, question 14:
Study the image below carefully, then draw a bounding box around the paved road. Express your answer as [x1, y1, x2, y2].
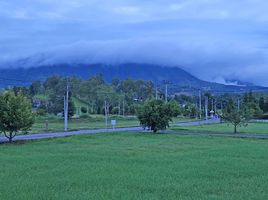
[164, 130, 268, 139]
[1, 120, 267, 143]
[0, 127, 143, 143]
[176, 118, 221, 126]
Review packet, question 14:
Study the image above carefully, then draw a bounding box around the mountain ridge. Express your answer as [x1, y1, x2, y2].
[0, 63, 267, 94]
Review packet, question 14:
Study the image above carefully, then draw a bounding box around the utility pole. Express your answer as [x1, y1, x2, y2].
[199, 90, 202, 119]
[122, 100, 125, 117]
[211, 98, 214, 111]
[104, 100, 109, 129]
[205, 95, 208, 120]
[155, 84, 158, 100]
[165, 84, 168, 103]
[195, 102, 198, 119]
[118, 100, 121, 116]
[64, 83, 69, 131]
[214, 99, 217, 113]
[163, 80, 169, 103]
[237, 98, 240, 112]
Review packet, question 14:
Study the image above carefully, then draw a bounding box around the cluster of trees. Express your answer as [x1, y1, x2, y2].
[17, 74, 268, 121]
[42, 75, 154, 116]
[12, 75, 156, 117]
[10, 76, 268, 124]
[138, 91, 266, 134]
[175, 91, 267, 120]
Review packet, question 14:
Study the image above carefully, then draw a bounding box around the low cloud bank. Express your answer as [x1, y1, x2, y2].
[1, 37, 268, 86]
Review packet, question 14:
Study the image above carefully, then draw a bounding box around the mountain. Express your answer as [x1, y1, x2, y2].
[0, 63, 267, 94]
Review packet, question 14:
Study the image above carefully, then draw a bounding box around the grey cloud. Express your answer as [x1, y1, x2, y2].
[1, 0, 268, 86]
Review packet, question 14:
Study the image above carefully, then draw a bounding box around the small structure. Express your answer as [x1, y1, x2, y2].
[111, 120, 117, 129]
[210, 110, 215, 118]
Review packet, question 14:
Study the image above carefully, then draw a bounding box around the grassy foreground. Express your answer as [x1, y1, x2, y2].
[1, 132, 268, 200]
[28, 115, 193, 134]
[171, 122, 268, 134]
[30, 115, 139, 134]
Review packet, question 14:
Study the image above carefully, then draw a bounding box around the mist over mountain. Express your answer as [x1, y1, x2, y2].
[1, 37, 268, 87]
[1, 63, 267, 94]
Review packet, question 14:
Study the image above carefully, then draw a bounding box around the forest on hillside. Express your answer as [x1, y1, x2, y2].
[8, 74, 268, 119]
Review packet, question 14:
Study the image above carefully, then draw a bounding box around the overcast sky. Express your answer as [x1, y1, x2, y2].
[1, 0, 268, 86]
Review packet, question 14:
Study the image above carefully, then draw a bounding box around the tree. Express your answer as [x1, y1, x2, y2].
[219, 99, 248, 133]
[138, 99, 173, 132]
[259, 97, 265, 112]
[168, 100, 181, 117]
[29, 80, 42, 96]
[265, 97, 268, 113]
[67, 98, 75, 118]
[0, 92, 34, 143]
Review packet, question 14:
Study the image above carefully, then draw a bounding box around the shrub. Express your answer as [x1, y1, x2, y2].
[81, 106, 88, 114]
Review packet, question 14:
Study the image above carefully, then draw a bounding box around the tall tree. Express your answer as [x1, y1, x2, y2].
[0, 92, 34, 143]
[29, 80, 42, 96]
[259, 97, 265, 112]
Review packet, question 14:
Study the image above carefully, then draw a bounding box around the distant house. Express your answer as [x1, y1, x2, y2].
[32, 98, 42, 108]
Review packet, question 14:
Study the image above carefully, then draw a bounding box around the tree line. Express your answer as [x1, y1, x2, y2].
[9, 75, 268, 119]
[1, 74, 268, 142]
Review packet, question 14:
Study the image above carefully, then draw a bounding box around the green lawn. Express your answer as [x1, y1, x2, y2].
[27, 115, 194, 134]
[170, 117, 200, 125]
[171, 122, 268, 134]
[1, 132, 268, 200]
[30, 115, 139, 134]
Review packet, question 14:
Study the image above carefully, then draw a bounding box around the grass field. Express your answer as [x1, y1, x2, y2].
[30, 115, 140, 134]
[171, 122, 268, 134]
[27, 115, 194, 134]
[1, 132, 268, 200]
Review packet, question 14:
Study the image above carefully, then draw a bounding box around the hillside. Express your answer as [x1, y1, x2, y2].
[0, 63, 267, 93]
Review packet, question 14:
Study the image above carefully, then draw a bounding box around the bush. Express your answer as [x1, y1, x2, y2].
[138, 99, 173, 132]
[81, 106, 87, 114]
[36, 108, 47, 116]
[254, 114, 268, 120]
[79, 114, 92, 119]
[111, 107, 119, 115]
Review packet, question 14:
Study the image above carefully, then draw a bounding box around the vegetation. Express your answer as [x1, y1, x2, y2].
[0, 91, 34, 142]
[7, 74, 210, 119]
[138, 99, 179, 132]
[1, 132, 268, 200]
[219, 98, 248, 133]
[171, 122, 268, 134]
[30, 115, 139, 134]
[2, 75, 267, 136]
[80, 106, 87, 114]
[259, 96, 268, 113]
[29, 75, 156, 116]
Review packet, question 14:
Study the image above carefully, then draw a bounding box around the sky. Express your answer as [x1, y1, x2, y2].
[1, 0, 268, 86]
